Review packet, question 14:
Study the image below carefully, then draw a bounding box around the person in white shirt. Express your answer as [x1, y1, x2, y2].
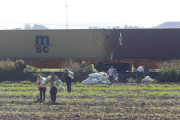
[108, 66, 115, 83]
[136, 66, 145, 84]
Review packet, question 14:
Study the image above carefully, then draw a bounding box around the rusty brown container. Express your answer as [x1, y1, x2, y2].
[113, 29, 180, 60]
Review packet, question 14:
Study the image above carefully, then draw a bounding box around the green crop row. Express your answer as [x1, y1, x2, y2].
[1, 83, 180, 90]
[1, 89, 180, 97]
[1, 83, 180, 93]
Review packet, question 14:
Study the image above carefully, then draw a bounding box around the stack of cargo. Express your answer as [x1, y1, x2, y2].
[82, 72, 111, 84]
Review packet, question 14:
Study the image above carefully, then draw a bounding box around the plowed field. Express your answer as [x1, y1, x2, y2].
[1, 83, 180, 119]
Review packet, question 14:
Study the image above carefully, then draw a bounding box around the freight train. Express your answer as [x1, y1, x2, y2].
[0, 29, 179, 72]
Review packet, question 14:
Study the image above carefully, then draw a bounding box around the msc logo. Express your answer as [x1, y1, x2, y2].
[34, 36, 51, 53]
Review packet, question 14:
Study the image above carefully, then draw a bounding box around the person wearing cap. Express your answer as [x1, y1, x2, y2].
[136, 66, 145, 84]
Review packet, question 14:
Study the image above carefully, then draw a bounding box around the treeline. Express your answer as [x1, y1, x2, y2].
[89, 25, 141, 29]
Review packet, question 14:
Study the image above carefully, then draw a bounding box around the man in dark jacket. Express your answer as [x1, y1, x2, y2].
[64, 68, 72, 92]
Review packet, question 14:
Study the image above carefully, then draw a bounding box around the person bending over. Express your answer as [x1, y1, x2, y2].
[136, 66, 145, 84]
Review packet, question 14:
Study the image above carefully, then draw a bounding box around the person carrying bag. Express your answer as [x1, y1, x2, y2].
[36, 74, 46, 103]
[64, 68, 72, 92]
[49, 72, 59, 105]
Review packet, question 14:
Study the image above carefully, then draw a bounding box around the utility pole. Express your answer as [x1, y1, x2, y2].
[65, 0, 68, 29]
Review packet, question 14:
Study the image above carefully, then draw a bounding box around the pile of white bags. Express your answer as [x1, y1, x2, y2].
[82, 72, 111, 84]
[127, 76, 157, 83]
[127, 78, 136, 83]
[142, 76, 157, 83]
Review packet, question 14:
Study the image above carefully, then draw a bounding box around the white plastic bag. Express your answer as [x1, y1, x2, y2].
[54, 80, 62, 86]
[68, 71, 74, 79]
[33, 91, 44, 101]
[54, 84, 65, 92]
[46, 76, 51, 83]
[82, 72, 113, 84]
[82, 78, 92, 83]
[40, 77, 46, 86]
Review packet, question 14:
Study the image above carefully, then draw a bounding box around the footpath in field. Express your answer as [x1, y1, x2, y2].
[1, 83, 180, 119]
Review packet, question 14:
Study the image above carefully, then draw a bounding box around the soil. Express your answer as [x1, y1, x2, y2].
[1, 84, 180, 119]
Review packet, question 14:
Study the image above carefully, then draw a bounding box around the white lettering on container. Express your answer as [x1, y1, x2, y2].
[119, 32, 122, 46]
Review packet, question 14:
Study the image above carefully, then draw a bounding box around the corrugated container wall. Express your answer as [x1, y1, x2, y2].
[0, 30, 106, 60]
[113, 29, 180, 60]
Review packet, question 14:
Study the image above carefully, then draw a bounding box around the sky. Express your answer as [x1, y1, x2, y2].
[0, 0, 180, 29]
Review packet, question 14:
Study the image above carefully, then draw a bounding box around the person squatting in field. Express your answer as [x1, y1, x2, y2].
[37, 74, 46, 103]
[136, 66, 145, 84]
[49, 72, 59, 105]
[108, 66, 115, 84]
[64, 68, 72, 92]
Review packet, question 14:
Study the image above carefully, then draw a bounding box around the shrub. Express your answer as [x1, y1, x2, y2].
[24, 65, 38, 72]
[157, 59, 180, 82]
[0, 59, 26, 81]
[63, 59, 97, 82]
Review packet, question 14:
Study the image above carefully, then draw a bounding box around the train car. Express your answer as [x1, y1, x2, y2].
[0, 29, 179, 72]
[0, 29, 107, 59]
[0, 29, 114, 70]
[113, 29, 180, 60]
[112, 28, 180, 71]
